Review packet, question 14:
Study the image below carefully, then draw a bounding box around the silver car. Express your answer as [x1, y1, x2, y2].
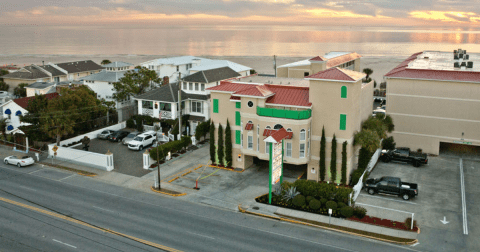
[122, 131, 141, 145]
[97, 130, 115, 140]
[4, 155, 35, 167]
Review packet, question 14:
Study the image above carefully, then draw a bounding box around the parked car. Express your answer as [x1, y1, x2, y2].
[372, 108, 386, 117]
[108, 131, 130, 142]
[128, 131, 157, 151]
[376, 105, 386, 111]
[122, 131, 141, 145]
[364, 176, 418, 200]
[97, 130, 115, 140]
[380, 147, 428, 167]
[4, 155, 35, 167]
[374, 97, 384, 103]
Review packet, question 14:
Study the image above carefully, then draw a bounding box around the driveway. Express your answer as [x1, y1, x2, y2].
[355, 155, 478, 252]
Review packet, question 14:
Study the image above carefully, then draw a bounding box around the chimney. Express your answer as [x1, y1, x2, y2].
[42, 61, 44, 66]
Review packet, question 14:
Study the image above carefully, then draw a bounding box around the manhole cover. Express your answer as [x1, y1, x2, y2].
[252, 206, 259, 210]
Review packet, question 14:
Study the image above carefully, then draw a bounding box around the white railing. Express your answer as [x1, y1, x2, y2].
[160, 110, 172, 119]
[352, 147, 382, 202]
[142, 108, 153, 116]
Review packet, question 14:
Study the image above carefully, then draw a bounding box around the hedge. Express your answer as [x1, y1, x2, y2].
[149, 136, 191, 161]
[340, 206, 354, 218]
[293, 180, 353, 204]
[353, 206, 367, 219]
[292, 195, 306, 207]
[309, 199, 321, 210]
[325, 201, 337, 211]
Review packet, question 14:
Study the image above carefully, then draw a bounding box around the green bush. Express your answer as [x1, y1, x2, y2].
[350, 169, 364, 186]
[150, 138, 188, 161]
[325, 201, 337, 211]
[292, 195, 306, 207]
[358, 147, 372, 170]
[306, 196, 314, 203]
[281, 181, 292, 191]
[309, 199, 321, 210]
[382, 136, 396, 150]
[320, 198, 327, 206]
[126, 119, 135, 129]
[337, 202, 346, 209]
[404, 217, 417, 229]
[353, 206, 367, 219]
[340, 206, 354, 218]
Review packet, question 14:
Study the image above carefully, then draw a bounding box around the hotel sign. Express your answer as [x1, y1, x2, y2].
[271, 141, 283, 185]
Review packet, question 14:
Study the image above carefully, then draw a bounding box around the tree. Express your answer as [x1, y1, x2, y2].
[0, 118, 7, 140]
[384, 115, 395, 132]
[354, 129, 381, 153]
[341, 141, 347, 185]
[363, 68, 373, 82]
[209, 121, 216, 164]
[101, 59, 112, 65]
[0, 81, 9, 91]
[217, 124, 224, 166]
[112, 66, 160, 101]
[382, 136, 396, 150]
[0, 69, 9, 76]
[319, 126, 326, 181]
[13, 83, 28, 97]
[330, 134, 337, 182]
[225, 120, 232, 167]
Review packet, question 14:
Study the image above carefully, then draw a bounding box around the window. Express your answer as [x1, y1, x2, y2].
[142, 101, 153, 109]
[195, 83, 199, 91]
[78, 73, 80, 76]
[304, 72, 309, 77]
[248, 101, 254, 107]
[201, 84, 205, 91]
[176, 66, 179, 72]
[300, 143, 305, 158]
[191, 101, 202, 113]
[340, 114, 347, 130]
[235, 111, 241, 126]
[341, 86, 347, 98]
[213, 99, 219, 113]
[274, 124, 283, 130]
[248, 136, 253, 149]
[308, 142, 310, 155]
[287, 128, 292, 132]
[257, 137, 259, 151]
[266, 142, 270, 154]
[300, 129, 306, 141]
[266, 126, 271, 129]
[257, 125, 260, 135]
[159, 103, 172, 111]
[236, 102, 241, 109]
[286, 143, 292, 157]
[154, 103, 158, 109]
[189, 82, 193, 90]
[241, 133, 243, 147]
[235, 130, 241, 144]
[183, 82, 187, 90]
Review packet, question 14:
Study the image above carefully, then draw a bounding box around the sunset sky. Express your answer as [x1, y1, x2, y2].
[1, 0, 480, 27]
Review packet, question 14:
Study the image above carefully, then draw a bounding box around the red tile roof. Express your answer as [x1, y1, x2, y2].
[309, 56, 326, 62]
[13, 93, 59, 109]
[234, 85, 274, 97]
[264, 128, 290, 143]
[245, 122, 254, 130]
[263, 128, 292, 139]
[326, 52, 361, 68]
[384, 52, 480, 83]
[229, 96, 240, 100]
[306, 67, 365, 82]
[264, 85, 311, 107]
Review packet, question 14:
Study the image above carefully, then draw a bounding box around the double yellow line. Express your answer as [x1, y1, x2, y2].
[0, 197, 182, 252]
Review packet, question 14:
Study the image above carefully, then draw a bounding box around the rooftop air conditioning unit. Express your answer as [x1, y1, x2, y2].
[467, 61, 474, 68]
[454, 62, 460, 68]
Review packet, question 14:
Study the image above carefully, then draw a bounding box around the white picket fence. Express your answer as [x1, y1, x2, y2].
[352, 147, 382, 202]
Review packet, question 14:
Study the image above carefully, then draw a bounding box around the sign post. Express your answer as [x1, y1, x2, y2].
[264, 128, 288, 205]
[52, 145, 58, 164]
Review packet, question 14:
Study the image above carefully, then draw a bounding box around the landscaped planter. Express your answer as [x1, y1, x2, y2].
[349, 215, 418, 232]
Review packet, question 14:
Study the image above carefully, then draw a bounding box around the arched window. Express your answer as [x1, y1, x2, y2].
[300, 129, 306, 141]
[341, 86, 347, 98]
[274, 124, 283, 130]
[266, 126, 271, 129]
[286, 128, 292, 132]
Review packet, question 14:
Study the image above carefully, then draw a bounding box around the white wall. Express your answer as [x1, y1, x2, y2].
[84, 81, 115, 100]
[1, 101, 30, 133]
[47, 145, 114, 171]
[58, 122, 126, 146]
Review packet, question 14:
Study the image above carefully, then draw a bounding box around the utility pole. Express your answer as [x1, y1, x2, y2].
[178, 72, 182, 139]
[274, 55, 277, 77]
[157, 145, 161, 189]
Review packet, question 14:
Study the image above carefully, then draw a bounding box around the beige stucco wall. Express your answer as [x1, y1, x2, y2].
[3, 78, 47, 92]
[386, 78, 480, 155]
[276, 67, 288, 78]
[309, 62, 327, 75]
[287, 65, 311, 78]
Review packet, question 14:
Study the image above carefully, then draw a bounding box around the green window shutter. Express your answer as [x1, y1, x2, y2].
[341, 86, 347, 98]
[235, 111, 241, 126]
[236, 102, 241, 109]
[340, 114, 347, 130]
[236, 130, 241, 144]
[213, 99, 219, 113]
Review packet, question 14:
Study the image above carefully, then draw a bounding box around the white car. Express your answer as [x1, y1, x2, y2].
[128, 131, 157, 151]
[372, 108, 386, 117]
[4, 155, 35, 167]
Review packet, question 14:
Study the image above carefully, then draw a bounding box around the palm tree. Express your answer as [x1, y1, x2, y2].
[101, 59, 112, 65]
[363, 68, 373, 82]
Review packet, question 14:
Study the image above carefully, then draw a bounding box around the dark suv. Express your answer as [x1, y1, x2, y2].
[108, 131, 130, 142]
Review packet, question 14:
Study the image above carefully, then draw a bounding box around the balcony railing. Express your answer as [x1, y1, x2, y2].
[256, 107, 311, 120]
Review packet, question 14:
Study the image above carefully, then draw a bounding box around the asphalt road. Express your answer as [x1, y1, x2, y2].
[0, 163, 419, 252]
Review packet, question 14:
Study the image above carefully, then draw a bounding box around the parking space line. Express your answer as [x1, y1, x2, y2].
[358, 194, 417, 205]
[58, 174, 77, 181]
[52, 239, 77, 249]
[28, 169, 45, 174]
[459, 158, 468, 235]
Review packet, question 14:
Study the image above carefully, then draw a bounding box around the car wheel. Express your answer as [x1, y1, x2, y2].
[383, 157, 391, 163]
[368, 188, 375, 195]
[402, 194, 410, 200]
[139, 145, 143, 151]
[413, 161, 420, 167]
[4, 160, 8, 164]
[17, 163, 21, 168]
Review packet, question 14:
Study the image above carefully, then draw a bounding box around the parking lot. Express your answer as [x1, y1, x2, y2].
[355, 155, 479, 251]
[74, 137, 150, 177]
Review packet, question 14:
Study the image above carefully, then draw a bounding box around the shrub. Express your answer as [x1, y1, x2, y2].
[404, 217, 417, 229]
[337, 202, 346, 209]
[353, 206, 367, 219]
[306, 196, 314, 203]
[309, 199, 321, 210]
[382, 136, 396, 150]
[325, 201, 337, 211]
[358, 147, 372, 170]
[292, 195, 306, 207]
[281, 181, 292, 191]
[341, 141, 347, 185]
[340, 206, 354, 218]
[283, 187, 300, 201]
[330, 134, 337, 182]
[320, 198, 328, 206]
[320, 126, 326, 181]
[350, 169, 364, 186]
[126, 119, 135, 129]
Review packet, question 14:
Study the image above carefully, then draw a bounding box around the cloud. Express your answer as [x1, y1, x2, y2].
[410, 11, 480, 23]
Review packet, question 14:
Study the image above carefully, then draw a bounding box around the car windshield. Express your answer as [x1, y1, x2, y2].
[127, 133, 137, 138]
[22, 156, 30, 159]
[133, 136, 143, 141]
[101, 131, 109, 134]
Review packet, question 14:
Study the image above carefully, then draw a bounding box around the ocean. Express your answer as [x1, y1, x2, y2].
[1, 25, 480, 57]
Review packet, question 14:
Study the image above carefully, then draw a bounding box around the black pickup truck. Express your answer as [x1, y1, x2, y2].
[380, 147, 428, 167]
[364, 176, 418, 200]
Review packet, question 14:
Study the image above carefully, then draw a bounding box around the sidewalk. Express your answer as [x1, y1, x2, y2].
[240, 201, 418, 242]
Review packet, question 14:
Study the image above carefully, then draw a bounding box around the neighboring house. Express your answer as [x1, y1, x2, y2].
[140, 56, 253, 84]
[25, 80, 83, 97]
[384, 49, 480, 155]
[207, 67, 373, 183]
[276, 52, 361, 78]
[1, 60, 103, 92]
[80, 62, 135, 122]
[0, 93, 59, 134]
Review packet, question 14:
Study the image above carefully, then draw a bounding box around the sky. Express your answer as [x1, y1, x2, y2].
[1, 0, 480, 27]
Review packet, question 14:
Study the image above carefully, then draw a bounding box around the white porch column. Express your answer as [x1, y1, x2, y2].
[137, 100, 143, 115]
[171, 103, 177, 119]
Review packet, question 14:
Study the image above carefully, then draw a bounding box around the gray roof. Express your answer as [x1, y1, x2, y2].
[1, 66, 50, 80]
[182, 67, 241, 83]
[80, 70, 128, 82]
[56, 60, 103, 73]
[27, 81, 56, 89]
[134, 83, 209, 102]
[102, 61, 133, 68]
[40, 65, 65, 76]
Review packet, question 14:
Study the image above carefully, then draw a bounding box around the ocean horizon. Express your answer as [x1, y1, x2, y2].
[1, 25, 480, 57]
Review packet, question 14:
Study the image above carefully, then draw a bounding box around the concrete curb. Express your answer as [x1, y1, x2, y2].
[238, 204, 418, 245]
[150, 186, 187, 197]
[38, 162, 98, 177]
[208, 165, 244, 173]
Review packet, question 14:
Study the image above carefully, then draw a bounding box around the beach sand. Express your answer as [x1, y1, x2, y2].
[0, 55, 404, 85]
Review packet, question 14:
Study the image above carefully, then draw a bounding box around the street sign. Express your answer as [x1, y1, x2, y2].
[52, 145, 58, 152]
[271, 141, 283, 185]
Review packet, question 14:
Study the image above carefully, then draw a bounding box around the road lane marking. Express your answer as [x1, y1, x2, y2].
[59, 174, 77, 181]
[358, 194, 417, 205]
[92, 206, 114, 213]
[17, 185, 38, 192]
[28, 169, 44, 174]
[0, 197, 183, 252]
[186, 231, 215, 240]
[459, 158, 468, 235]
[53, 239, 77, 248]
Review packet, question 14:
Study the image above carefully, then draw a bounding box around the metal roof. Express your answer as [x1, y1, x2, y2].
[306, 67, 365, 82]
[277, 52, 358, 69]
[189, 60, 252, 73]
[230, 75, 309, 87]
[80, 70, 128, 82]
[182, 67, 240, 83]
[102, 61, 133, 68]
